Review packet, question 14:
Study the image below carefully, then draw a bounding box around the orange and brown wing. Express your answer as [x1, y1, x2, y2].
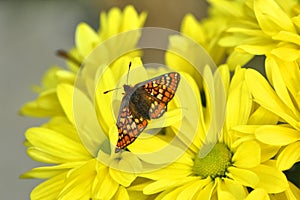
[141, 72, 180, 119]
[115, 104, 148, 152]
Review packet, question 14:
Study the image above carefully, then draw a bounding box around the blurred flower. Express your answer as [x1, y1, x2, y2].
[20, 5, 147, 117]
[170, 0, 256, 71]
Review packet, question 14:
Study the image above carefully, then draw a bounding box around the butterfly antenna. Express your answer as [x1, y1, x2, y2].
[103, 87, 122, 94]
[56, 49, 81, 66]
[126, 62, 132, 85]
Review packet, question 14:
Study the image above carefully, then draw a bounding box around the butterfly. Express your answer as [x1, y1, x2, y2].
[114, 68, 180, 153]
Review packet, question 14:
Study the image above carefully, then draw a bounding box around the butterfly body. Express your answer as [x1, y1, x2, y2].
[115, 72, 180, 152]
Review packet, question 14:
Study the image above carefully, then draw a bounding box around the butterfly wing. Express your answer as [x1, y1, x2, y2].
[139, 72, 180, 119]
[115, 97, 148, 152]
[115, 72, 180, 152]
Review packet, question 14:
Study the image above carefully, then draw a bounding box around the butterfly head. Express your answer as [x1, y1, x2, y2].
[123, 84, 131, 93]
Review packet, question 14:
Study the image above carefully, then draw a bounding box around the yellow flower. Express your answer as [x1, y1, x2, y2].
[22, 57, 190, 199]
[245, 57, 300, 171]
[170, 0, 256, 71]
[20, 5, 147, 117]
[75, 5, 146, 61]
[21, 118, 148, 199]
[138, 65, 289, 199]
[19, 66, 74, 117]
[179, 14, 228, 65]
[219, 0, 300, 64]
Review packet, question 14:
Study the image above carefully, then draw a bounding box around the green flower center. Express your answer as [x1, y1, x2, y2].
[193, 143, 232, 179]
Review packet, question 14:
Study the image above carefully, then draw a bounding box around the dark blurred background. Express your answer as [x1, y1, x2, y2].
[0, 1, 207, 199]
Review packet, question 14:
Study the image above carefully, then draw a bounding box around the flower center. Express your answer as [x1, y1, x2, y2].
[192, 143, 232, 179]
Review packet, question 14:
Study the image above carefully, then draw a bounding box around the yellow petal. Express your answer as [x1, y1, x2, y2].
[43, 117, 81, 142]
[20, 162, 84, 179]
[277, 141, 300, 170]
[217, 178, 247, 200]
[159, 186, 190, 200]
[266, 57, 296, 108]
[255, 125, 300, 145]
[232, 125, 260, 135]
[181, 14, 205, 45]
[30, 173, 66, 200]
[254, 0, 296, 36]
[140, 161, 192, 180]
[227, 167, 259, 188]
[31, 66, 62, 92]
[194, 180, 216, 200]
[113, 186, 129, 200]
[91, 165, 108, 198]
[260, 143, 281, 163]
[246, 69, 299, 128]
[226, 51, 254, 71]
[20, 89, 64, 117]
[232, 141, 260, 168]
[248, 106, 279, 125]
[129, 136, 186, 165]
[217, 188, 236, 200]
[94, 172, 119, 200]
[237, 42, 275, 55]
[143, 177, 199, 194]
[250, 164, 288, 193]
[121, 5, 142, 30]
[245, 188, 269, 200]
[27, 147, 62, 164]
[219, 34, 248, 47]
[25, 127, 92, 162]
[228, 67, 245, 91]
[217, 64, 230, 94]
[209, 0, 244, 17]
[57, 84, 107, 156]
[109, 168, 137, 187]
[102, 7, 122, 39]
[177, 180, 207, 200]
[56, 84, 74, 123]
[293, 14, 300, 29]
[272, 31, 300, 46]
[227, 28, 267, 37]
[56, 70, 75, 84]
[96, 66, 118, 134]
[175, 71, 204, 151]
[277, 60, 300, 107]
[58, 160, 96, 199]
[226, 81, 252, 130]
[75, 23, 100, 58]
[200, 65, 227, 157]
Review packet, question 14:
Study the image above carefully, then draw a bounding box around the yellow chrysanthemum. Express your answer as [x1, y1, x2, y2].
[20, 1, 300, 199]
[244, 57, 300, 171]
[21, 118, 147, 199]
[20, 5, 147, 117]
[137, 65, 289, 199]
[168, 0, 256, 72]
[22, 57, 192, 199]
[179, 13, 228, 65]
[219, 0, 300, 65]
